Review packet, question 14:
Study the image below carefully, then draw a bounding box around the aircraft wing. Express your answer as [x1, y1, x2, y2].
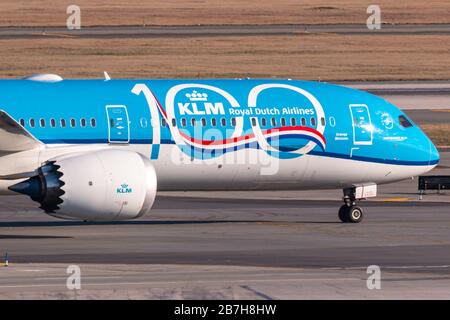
[0, 110, 43, 154]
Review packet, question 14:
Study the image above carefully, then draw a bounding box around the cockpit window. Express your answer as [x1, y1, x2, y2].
[399, 115, 413, 128]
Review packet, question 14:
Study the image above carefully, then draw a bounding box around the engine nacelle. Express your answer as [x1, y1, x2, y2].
[9, 150, 157, 221]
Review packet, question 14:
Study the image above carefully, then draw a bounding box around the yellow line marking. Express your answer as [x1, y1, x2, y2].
[431, 109, 450, 113]
[315, 32, 339, 36]
[373, 197, 410, 202]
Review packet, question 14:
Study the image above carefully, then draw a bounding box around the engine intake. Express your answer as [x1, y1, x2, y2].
[9, 150, 157, 221]
[9, 161, 65, 212]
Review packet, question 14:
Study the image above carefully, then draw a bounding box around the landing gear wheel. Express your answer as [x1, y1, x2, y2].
[338, 205, 364, 223]
[347, 206, 363, 223]
[338, 205, 349, 223]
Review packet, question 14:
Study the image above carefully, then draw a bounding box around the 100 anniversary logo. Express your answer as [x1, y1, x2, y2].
[133, 83, 326, 160]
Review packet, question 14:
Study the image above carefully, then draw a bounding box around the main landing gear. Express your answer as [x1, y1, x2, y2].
[337, 185, 376, 223]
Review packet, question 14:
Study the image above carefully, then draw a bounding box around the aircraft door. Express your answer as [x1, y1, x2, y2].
[349, 104, 373, 146]
[106, 105, 130, 144]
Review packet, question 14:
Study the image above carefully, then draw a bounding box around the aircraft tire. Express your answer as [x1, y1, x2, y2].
[338, 205, 349, 223]
[346, 206, 363, 223]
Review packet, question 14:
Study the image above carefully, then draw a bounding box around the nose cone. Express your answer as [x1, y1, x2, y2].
[9, 176, 43, 201]
[428, 138, 440, 166]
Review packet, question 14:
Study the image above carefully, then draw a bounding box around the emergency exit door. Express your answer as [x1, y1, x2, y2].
[106, 105, 130, 143]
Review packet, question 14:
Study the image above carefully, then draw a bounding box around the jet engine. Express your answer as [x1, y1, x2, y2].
[9, 149, 157, 221]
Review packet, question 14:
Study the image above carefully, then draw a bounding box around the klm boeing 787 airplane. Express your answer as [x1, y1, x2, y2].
[0, 74, 440, 223]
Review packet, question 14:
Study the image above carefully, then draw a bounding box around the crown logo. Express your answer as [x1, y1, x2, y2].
[121, 183, 128, 189]
[185, 90, 208, 102]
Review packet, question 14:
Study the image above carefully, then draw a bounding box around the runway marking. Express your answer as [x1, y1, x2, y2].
[373, 197, 410, 202]
[322, 265, 450, 270]
[4, 273, 450, 291]
[0, 277, 363, 289]
[34, 276, 122, 280]
[29, 272, 354, 281]
[3, 270, 450, 290]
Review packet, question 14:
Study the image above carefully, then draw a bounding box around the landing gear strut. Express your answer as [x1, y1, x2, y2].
[338, 187, 364, 223]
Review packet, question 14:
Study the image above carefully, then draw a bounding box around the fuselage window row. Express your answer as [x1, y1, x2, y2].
[20, 118, 97, 129]
[156, 116, 329, 128]
[20, 116, 329, 130]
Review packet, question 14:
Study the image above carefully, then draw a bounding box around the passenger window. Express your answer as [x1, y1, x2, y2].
[271, 118, 276, 126]
[80, 118, 87, 127]
[161, 118, 167, 127]
[231, 118, 236, 127]
[181, 118, 187, 127]
[91, 118, 97, 128]
[60, 119, 66, 128]
[221, 118, 226, 127]
[321, 117, 325, 126]
[211, 118, 217, 127]
[311, 118, 316, 126]
[191, 118, 196, 126]
[290, 118, 296, 126]
[29, 119, 35, 128]
[201, 118, 207, 127]
[261, 118, 267, 127]
[19, 119, 25, 127]
[50, 119, 56, 128]
[301, 118, 306, 126]
[70, 118, 76, 128]
[39, 119, 46, 128]
[399, 115, 413, 128]
[281, 118, 286, 126]
[171, 118, 176, 127]
[251, 118, 257, 126]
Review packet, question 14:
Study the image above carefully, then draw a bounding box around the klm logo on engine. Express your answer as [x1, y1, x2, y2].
[117, 183, 133, 194]
[178, 90, 225, 115]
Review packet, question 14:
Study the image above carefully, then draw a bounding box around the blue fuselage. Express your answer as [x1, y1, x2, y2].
[0, 79, 439, 168]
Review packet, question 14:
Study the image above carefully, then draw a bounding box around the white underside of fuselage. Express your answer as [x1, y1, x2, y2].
[152, 144, 435, 190]
[0, 143, 435, 195]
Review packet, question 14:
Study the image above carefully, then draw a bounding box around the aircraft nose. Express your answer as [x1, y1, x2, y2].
[428, 138, 440, 166]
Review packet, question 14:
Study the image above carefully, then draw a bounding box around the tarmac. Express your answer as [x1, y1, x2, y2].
[0, 152, 448, 299]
